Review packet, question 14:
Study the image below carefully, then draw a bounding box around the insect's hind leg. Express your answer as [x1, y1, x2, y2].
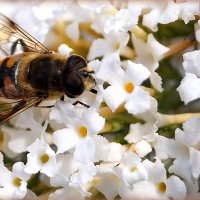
[11, 39, 30, 55]
[73, 101, 90, 108]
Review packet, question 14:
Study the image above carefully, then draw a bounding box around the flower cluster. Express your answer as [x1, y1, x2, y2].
[0, 0, 200, 200]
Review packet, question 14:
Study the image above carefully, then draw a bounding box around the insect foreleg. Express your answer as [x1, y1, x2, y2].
[73, 101, 89, 108]
[11, 39, 30, 55]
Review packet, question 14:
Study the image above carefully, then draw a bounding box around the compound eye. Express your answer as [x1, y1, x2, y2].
[66, 55, 87, 72]
[63, 71, 84, 98]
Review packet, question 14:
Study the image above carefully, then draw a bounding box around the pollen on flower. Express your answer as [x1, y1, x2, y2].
[78, 126, 88, 138]
[125, 82, 134, 93]
[40, 154, 49, 164]
[107, 7, 117, 16]
[130, 166, 137, 172]
[115, 42, 120, 51]
[157, 181, 166, 193]
[13, 177, 22, 187]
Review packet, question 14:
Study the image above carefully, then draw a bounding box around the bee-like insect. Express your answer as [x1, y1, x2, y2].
[0, 13, 96, 124]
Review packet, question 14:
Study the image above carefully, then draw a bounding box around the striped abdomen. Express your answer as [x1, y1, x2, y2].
[0, 54, 23, 87]
[0, 54, 23, 98]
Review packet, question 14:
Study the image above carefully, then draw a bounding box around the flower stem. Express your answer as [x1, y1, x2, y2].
[162, 34, 196, 59]
[158, 112, 200, 127]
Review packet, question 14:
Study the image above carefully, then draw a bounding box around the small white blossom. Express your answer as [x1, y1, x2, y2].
[116, 152, 148, 187]
[49, 184, 86, 200]
[0, 156, 31, 200]
[51, 101, 106, 163]
[58, 44, 73, 56]
[195, 20, 200, 43]
[94, 166, 123, 200]
[91, 4, 118, 34]
[132, 33, 169, 91]
[96, 57, 151, 114]
[155, 117, 200, 182]
[64, 2, 93, 40]
[25, 137, 57, 177]
[177, 73, 200, 104]
[87, 30, 129, 61]
[135, 140, 152, 158]
[50, 152, 82, 187]
[177, 50, 200, 104]
[1, 109, 47, 156]
[143, 159, 186, 200]
[104, 8, 140, 34]
[125, 96, 158, 143]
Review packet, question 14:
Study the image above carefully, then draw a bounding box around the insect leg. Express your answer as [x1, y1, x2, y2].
[90, 88, 97, 94]
[60, 96, 64, 101]
[36, 105, 54, 108]
[73, 101, 89, 108]
[11, 39, 30, 55]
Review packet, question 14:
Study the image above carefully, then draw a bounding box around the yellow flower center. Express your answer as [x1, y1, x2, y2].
[106, 7, 117, 16]
[78, 126, 88, 138]
[157, 181, 166, 193]
[130, 166, 137, 172]
[125, 82, 134, 93]
[13, 177, 22, 187]
[115, 42, 120, 50]
[40, 154, 49, 164]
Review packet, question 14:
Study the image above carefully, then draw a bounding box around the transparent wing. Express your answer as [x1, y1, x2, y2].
[0, 97, 41, 124]
[0, 13, 51, 56]
[0, 83, 42, 124]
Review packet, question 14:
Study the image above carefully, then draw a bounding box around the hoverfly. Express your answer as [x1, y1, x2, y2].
[0, 13, 96, 124]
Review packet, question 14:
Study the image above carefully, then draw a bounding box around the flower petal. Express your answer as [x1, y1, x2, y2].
[104, 85, 125, 112]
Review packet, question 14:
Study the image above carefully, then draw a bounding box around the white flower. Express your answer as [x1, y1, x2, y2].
[132, 33, 169, 91]
[58, 44, 73, 56]
[50, 152, 82, 187]
[91, 4, 118, 34]
[177, 0, 200, 24]
[70, 163, 96, 196]
[182, 50, 200, 76]
[97, 57, 151, 114]
[125, 96, 158, 143]
[14, 7, 50, 42]
[116, 152, 148, 187]
[130, 1, 179, 31]
[155, 117, 200, 182]
[49, 184, 86, 200]
[25, 137, 56, 177]
[51, 102, 106, 163]
[87, 30, 129, 61]
[50, 163, 96, 200]
[0, 159, 31, 200]
[177, 73, 200, 104]
[195, 20, 200, 43]
[177, 50, 200, 104]
[143, 159, 186, 200]
[64, 2, 93, 41]
[135, 140, 152, 158]
[104, 8, 141, 34]
[1, 109, 47, 155]
[130, 0, 198, 31]
[94, 166, 123, 200]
